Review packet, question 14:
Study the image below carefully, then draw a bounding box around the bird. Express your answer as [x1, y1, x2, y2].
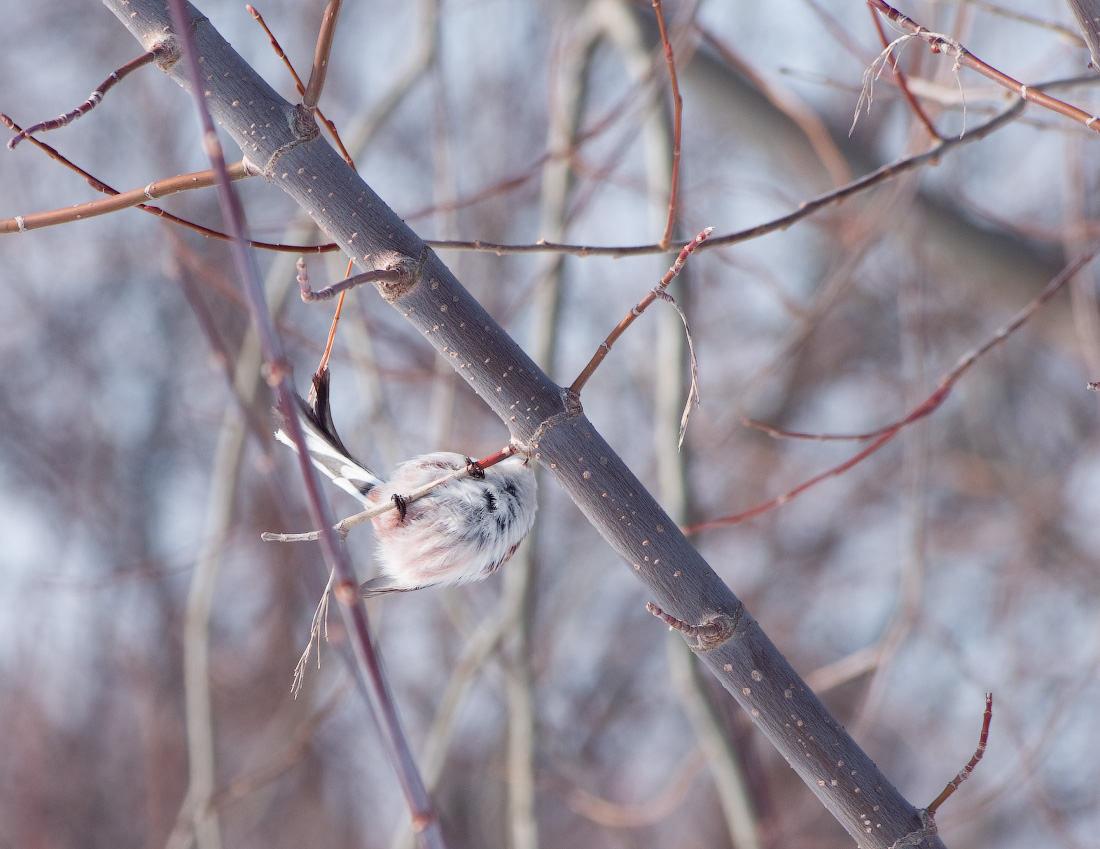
[275, 371, 537, 597]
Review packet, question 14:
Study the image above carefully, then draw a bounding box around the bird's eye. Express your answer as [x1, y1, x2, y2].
[483, 490, 498, 512]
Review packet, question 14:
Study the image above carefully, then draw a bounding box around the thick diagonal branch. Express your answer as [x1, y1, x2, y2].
[102, 2, 946, 846]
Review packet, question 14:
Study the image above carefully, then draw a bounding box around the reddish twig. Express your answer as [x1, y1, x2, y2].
[248, 5, 356, 165]
[315, 276, 347, 379]
[0, 112, 337, 253]
[868, 0, 1100, 133]
[652, 0, 683, 248]
[570, 228, 710, 445]
[428, 92, 1029, 258]
[687, 248, 1098, 534]
[7, 48, 165, 149]
[925, 693, 993, 816]
[570, 227, 711, 394]
[249, 4, 363, 382]
[867, 1, 941, 140]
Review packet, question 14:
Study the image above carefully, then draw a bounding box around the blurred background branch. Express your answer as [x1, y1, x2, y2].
[2, 1, 1100, 848]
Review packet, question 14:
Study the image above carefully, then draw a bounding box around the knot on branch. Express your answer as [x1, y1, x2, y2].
[150, 37, 183, 70]
[561, 387, 584, 418]
[887, 809, 937, 849]
[646, 602, 741, 652]
[261, 103, 322, 181]
[375, 245, 429, 303]
[289, 102, 320, 143]
[521, 390, 585, 459]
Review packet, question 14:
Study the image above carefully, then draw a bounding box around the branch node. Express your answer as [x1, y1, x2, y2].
[886, 810, 938, 849]
[260, 103, 321, 181]
[373, 246, 428, 302]
[240, 156, 265, 178]
[522, 394, 583, 459]
[561, 387, 584, 418]
[151, 36, 183, 70]
[296, 249, 425, 303]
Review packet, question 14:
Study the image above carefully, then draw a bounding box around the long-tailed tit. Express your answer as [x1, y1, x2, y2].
[275, 375, 537, 597]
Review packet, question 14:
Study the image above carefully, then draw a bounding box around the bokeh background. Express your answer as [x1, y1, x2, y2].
[1, 1, 1098, 847]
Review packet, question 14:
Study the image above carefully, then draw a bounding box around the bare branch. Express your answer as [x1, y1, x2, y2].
[570, 227, 711, 396]
[0, 112, 337, 252]
[869, 0, 1100, 131]
[925, 693, 993, 817]
[689, 248, 1099, 534]
[651, 0, 683, 248]
[7, 48, 168, 149]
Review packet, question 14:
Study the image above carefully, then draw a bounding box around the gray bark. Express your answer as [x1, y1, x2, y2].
[101, 2, 946, 846]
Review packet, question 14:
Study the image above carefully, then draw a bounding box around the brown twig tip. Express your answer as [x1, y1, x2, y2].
[925, 692, 993, 817]
[645, 602, 736, 652]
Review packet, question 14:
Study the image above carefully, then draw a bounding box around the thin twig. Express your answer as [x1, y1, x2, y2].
[315, 276, 348, 378]
[247, 6, 361, 382]
[7, 49, 163, 149]
[688, 248, 1099, 534]
[0, 112, 337, 252]
[646, 602, 728, 643]
[570, 227, 711, 397]
[868, 0, 1100, 132]
[296, 264, 407, 303]
[652, 0, 682, 249]
[427, 92, 1029, 257]
[247, 5, 357, 165]
[925, 693, 993, 816]
[867, 1, 941, 139]
[0, 156, 249, 234]
[740, 417, 888, 441]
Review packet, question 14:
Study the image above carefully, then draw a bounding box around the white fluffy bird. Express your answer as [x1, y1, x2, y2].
[275, 373, 537, 597]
